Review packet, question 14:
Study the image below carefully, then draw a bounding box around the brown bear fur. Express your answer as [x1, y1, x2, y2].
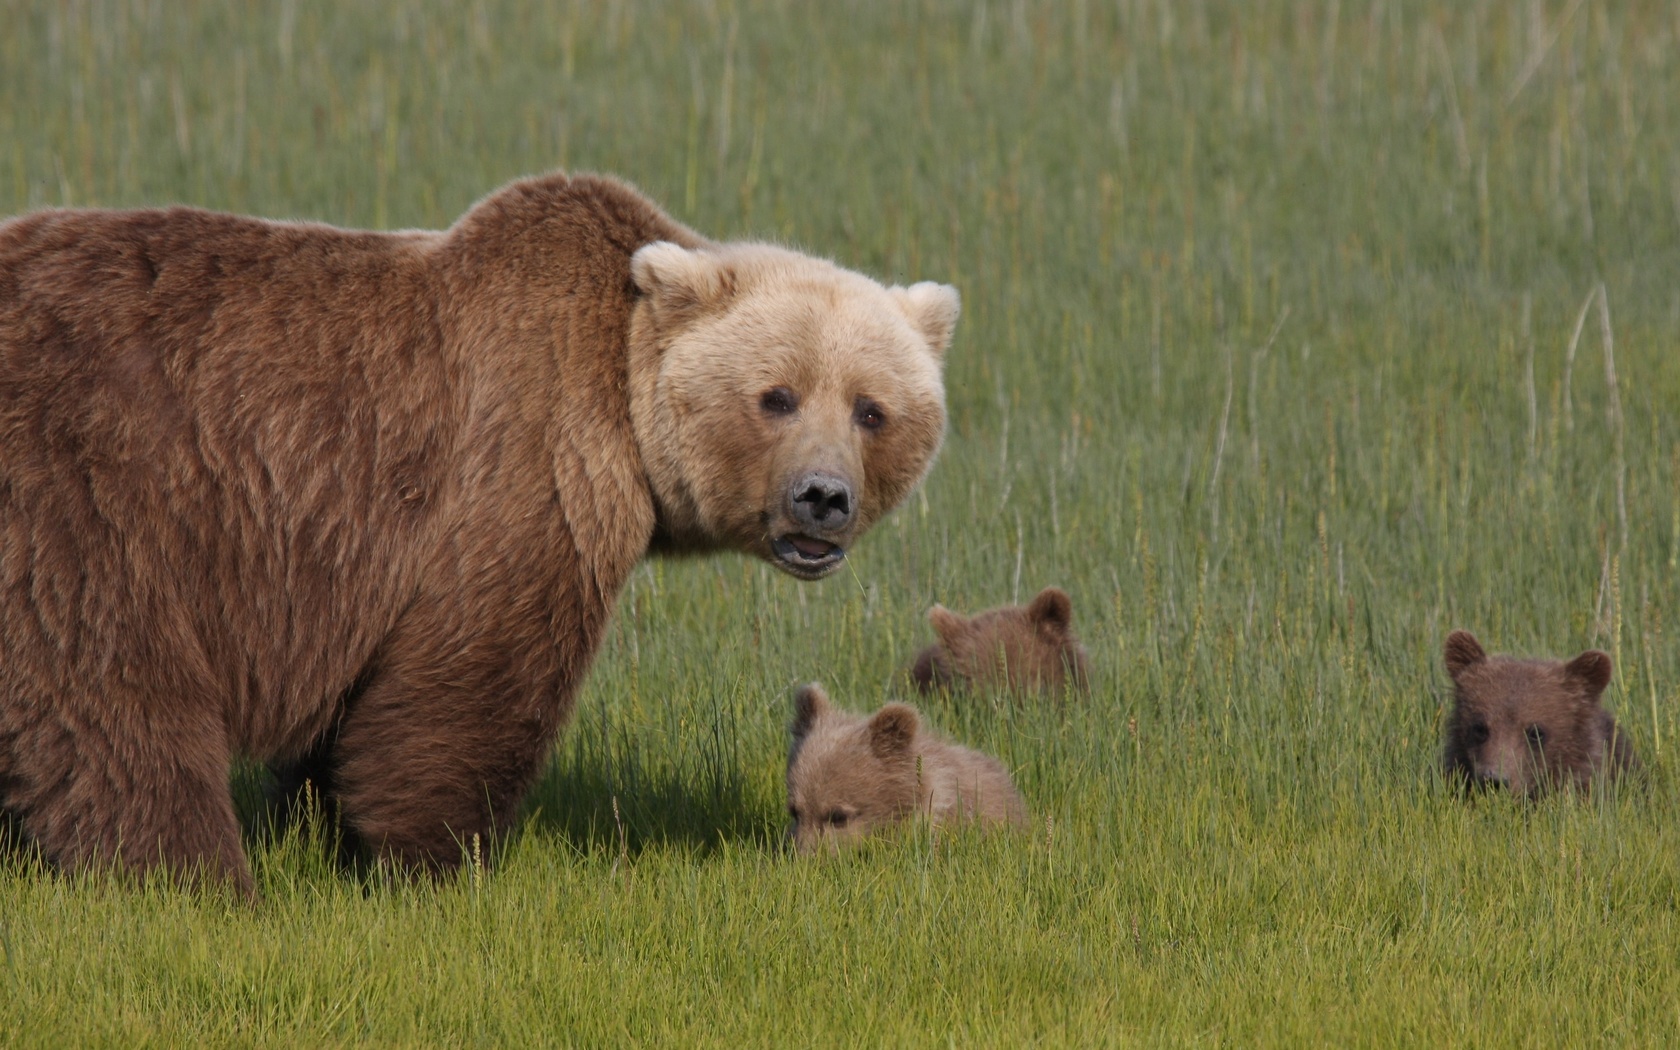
[1441, 630, 1637, 797]
[0, 173, 958, 894]
[909, 586, 1091, 697]
[785, 683, 1026, 853]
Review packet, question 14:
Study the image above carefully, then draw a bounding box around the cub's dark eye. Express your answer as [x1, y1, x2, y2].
[760, 387, 799, 416]
[1525, 724, 1547, 747]
[788, 805, 800, 822]
[1467, 721, 1490, 746]
[854, 397, 885, 430]
[826, 811, 850, 828]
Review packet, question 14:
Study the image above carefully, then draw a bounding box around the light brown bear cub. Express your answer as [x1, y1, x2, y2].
[909, 586, 1091, 696]
[1442, 629, 1637, 797]
[785, 683, 1026, 852]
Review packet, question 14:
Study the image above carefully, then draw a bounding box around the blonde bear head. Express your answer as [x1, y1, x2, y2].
[628, 242, 958, 579]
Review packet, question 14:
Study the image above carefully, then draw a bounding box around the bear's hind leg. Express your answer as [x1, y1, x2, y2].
[5, 703, 253, 897]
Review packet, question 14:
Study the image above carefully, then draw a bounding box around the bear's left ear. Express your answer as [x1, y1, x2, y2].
[892, 282, 961, 360]
[928, 604, 971, 646]
[631, 241, 737, 326]
[791, 683, 831, 738]
[867, 703, 920, 759]
[1026, 587, 1074, 635]
[1564, 650, 1613, 697]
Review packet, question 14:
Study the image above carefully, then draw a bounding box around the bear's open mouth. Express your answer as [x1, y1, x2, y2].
[771, 534, 846, 578]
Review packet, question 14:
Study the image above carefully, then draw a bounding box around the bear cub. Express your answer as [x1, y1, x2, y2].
[909, 586, 1091, 696]
[785, 683, 1026, 853]
[1442, 629, 1637, 797]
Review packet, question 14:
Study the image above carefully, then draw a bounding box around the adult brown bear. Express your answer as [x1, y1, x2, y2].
[0, 173, 958, 894]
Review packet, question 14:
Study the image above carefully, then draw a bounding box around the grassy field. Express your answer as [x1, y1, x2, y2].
[6, 0, 1680, 1044]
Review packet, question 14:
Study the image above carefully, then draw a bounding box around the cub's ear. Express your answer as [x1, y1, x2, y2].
[631, 241, 737, 325]
[791, 683, 831, 738]
[1443, 630, 1487, 679]
[928, 604, 970, 646]
[892, 282, 961, 360]
[1564, 650, 1613, 696]
[908, 647, 940, 692]
[867, 703, 920, 759]
[1027, 587, 1074, 634]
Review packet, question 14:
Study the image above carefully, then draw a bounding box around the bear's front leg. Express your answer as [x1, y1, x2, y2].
[321, 617, 573, 875]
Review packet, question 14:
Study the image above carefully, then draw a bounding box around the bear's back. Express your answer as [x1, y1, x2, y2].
[918, 736, 1027, 827]
[0, 206, 462, 751]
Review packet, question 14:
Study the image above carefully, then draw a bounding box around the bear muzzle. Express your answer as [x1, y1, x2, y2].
[1472, 760, 1539, 797]
[768, 471, 855, 578]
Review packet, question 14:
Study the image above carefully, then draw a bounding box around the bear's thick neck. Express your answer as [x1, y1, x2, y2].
[424, 173, 720, 719]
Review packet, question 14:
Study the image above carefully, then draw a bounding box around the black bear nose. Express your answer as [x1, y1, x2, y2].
[790, 472, 853, 531]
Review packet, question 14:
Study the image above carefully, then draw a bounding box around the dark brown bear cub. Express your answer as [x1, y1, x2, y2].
[1442, 630, 1637, 797]
[909, 586, 1091, 696]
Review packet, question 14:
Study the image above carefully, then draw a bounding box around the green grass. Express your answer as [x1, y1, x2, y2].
[6, 0, 1680, 1044]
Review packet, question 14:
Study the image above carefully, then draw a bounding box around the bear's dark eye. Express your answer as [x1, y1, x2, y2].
[760, 387, 799, 416]
[788, 805, 800, 822]
[826, 811, 849, 828]
[1467, 721, 1490, 746]
[1525, 724, 1547, 748]
[854, 396, 885, 430]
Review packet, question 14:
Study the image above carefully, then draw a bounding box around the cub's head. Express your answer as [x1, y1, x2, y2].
[912, 586, 1091, 696]
[629, 242, 957, 579]
[1441, 629, 1614, 797]
[785, 683, 922, 853]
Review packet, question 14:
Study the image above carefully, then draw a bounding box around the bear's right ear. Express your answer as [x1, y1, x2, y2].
[1443, 630, 1487, 679]
[867, 703, 920, 759]
[928, 604, 970, 646]
[892, 282, 961, 360]
[1027, 587, 1074, 635]
[631, 241, 737, 326]
[791, 683, 831, 738]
